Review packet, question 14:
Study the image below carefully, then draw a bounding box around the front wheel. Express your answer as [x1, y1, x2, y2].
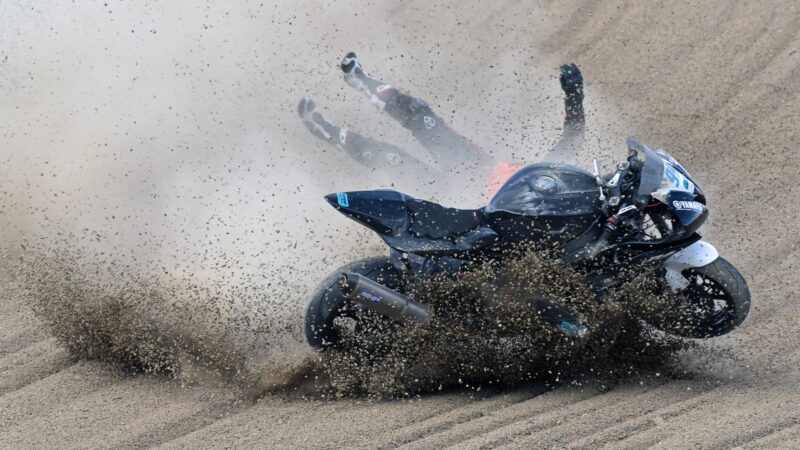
[665, 257, 751, 338]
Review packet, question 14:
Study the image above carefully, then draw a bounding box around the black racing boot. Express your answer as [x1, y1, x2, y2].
[297, 96, 344, 143]
[341, 52, 393, 110]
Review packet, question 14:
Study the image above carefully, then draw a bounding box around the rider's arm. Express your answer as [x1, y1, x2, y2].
[546, 64, 586, 161]
[560, 63, 585, 132]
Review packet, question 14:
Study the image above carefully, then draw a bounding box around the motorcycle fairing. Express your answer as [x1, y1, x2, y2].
[613, 233, 701, 265]
[325, 190, 499, 256]
[326, 189, 406, 235]
[660, 190, 709, 228]
[582, 233, 703, 292]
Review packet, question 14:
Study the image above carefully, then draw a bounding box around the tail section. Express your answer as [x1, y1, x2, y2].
[325, 190, 409, 236]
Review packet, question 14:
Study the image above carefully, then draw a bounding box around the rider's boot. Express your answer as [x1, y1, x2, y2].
[341, 52, 393, 110]
[297, 96, 347, 144]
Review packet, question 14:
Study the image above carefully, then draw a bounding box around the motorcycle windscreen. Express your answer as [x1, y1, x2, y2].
[629, 137, 703, 205]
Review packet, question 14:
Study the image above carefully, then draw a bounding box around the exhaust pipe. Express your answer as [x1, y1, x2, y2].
[339, 273, 430, 325]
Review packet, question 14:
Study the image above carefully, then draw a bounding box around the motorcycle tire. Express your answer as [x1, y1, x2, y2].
[304, 256, 401, 349]
[668, 256, 751, 338]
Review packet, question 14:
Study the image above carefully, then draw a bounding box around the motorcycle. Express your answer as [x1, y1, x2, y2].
[305, 137, 750, 351]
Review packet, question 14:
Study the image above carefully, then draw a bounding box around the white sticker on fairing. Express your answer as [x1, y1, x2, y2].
[652, 161, 696, 203]
[662, 162, 694, 193]
[658, 150, 694, 178]
[672, 200, 704, 212]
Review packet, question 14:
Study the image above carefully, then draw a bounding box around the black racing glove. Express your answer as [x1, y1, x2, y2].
[559, 63, 585, 127]
[559, 63, 584, 97]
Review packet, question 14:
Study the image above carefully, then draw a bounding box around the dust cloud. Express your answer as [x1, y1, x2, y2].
[2, 0, 674, 396]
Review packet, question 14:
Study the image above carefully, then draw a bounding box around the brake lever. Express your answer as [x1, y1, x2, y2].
[592, 158, 606, 202]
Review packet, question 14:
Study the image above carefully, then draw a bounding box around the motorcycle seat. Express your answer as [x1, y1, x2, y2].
[325, 189, 499, 256]
[406, 199, 483, 241]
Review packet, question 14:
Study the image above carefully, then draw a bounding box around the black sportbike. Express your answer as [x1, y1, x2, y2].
[305, 138, 750, 350]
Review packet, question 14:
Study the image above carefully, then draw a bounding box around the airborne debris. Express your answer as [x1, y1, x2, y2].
[318, 249, 694, 398]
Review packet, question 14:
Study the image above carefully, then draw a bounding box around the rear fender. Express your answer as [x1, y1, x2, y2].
[663, 240, 719, 291]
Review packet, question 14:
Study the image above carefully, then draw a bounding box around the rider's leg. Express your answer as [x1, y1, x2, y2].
[298, 97, 433, 173]
[340, 52, 492, 170]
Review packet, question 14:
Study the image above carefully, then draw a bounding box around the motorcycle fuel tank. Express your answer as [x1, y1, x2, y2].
[484, 163, 602, 243]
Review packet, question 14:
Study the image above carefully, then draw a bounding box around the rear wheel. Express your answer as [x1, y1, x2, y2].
[667, 257, 750, 338]
[305, 256, 402, 349]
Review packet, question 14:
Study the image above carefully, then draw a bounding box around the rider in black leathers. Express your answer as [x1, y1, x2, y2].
[298, 52, 586, 192]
